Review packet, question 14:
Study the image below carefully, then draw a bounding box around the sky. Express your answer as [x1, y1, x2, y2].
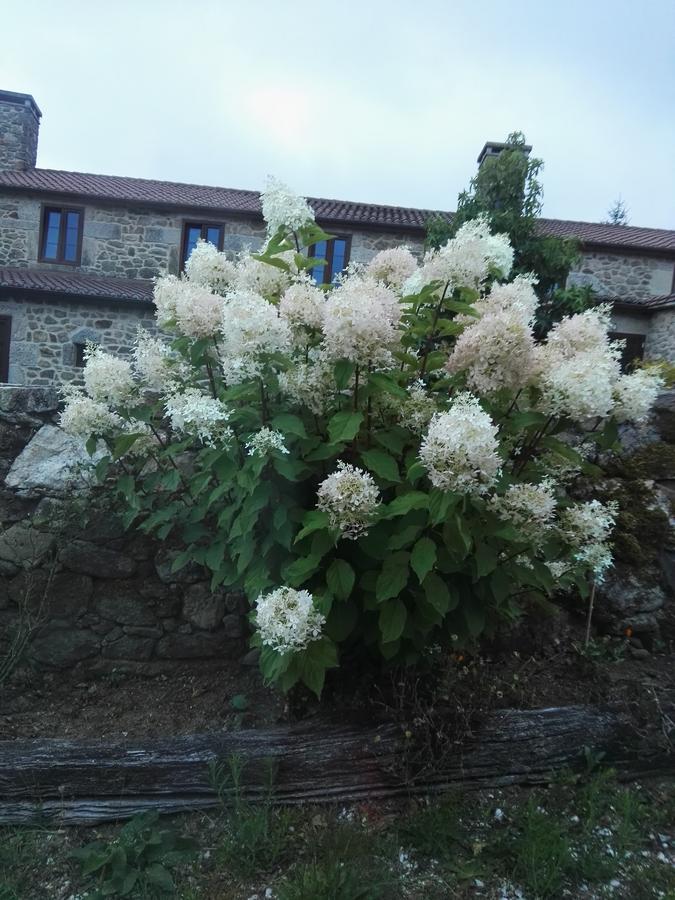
[2, 0, 674, 229]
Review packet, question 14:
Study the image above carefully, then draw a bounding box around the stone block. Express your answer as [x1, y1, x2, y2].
[0, 385, 58, 416]
[155, 631, 230, 659]
[5, 425, 99, 497]
[29, 627, 100, 667]
[183, 582, 226, 630]
[154, 548, 204, 584]
[0, 524, 55, 567]
[221, 613, 245, 638]
[93, 584, 156, 625]
[102, 633, 156, 660]
[60, 540, 137, 579]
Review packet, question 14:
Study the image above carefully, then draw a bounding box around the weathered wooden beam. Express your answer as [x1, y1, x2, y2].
[0, 704, 672, 825]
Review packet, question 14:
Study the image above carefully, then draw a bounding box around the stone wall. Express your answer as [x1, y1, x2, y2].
[1, 294, 156, 387]
[644, 309, 675, 362]
[0, 94, 40, 172]
[0, 387, 248, 673]
[568, 250, 675, 302]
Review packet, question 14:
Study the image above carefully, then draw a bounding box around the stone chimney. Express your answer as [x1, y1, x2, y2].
[477, 140, 531, 168]
[0, 90, 41, 172]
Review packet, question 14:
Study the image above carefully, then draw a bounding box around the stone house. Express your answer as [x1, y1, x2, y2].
[0, 88, 673, 387]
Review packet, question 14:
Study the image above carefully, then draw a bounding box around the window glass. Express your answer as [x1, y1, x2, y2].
[184, 225, 202, 263]
[311, 240, 328, 283]
[330, 238, 347, 283]
[43, 210, 62, 259]
[205, 226, 221, 246]
[64, 211, 81, 262]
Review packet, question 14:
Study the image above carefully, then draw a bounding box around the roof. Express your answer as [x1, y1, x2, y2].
[0, 267, 153, 304]
[537, 218, 675, 253]
[0, 168, 449, 232]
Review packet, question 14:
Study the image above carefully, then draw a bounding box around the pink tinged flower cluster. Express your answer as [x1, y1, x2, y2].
[419, 393, 502, 495]
[321, 276, 401, 368]
[255, 587, 325, 654]
[260, 176, 315, 237]
[446, 279, 539, 396]
[83, 345, 135, 405]
[184, 240, 236, 293]
[219, 289, 293, 384]
[366, 246, 418, 289]
[164, 388, 232, 447]
[418, 217, 514, 291]
[317, 461, 381, 540]
[279, 280, 326, 332]
[612, 368, 665, 423]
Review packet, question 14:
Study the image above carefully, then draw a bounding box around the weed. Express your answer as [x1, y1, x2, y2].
[71, 810, 197, 898]
[276, 858, 388, 900]
[398, 794, 465, 865]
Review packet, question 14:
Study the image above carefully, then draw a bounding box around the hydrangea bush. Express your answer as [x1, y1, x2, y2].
[60, 178, 664, 696]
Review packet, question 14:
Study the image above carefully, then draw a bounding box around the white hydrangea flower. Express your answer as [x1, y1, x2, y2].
[279, 280, 326, 331]
[132, 330, 175, 391]
[322, 275, 401, 369]
[612, 368, 664, 423]
[366, 246, 418, 289]
[545, 305, 615, 358]
[234, 251, 293, 298]
[399, 380, 438, 433]
[418, 217, 514, 290]
[59, 391, 125, 438]
[153, 274, 183, 326]
[419, 393, 502, 495]
[83, 345, 135, 405]
[184, 240, 236, 293]
[219, 289, 293, 384]
[245, 427, 289, 457]
[317, 461, 381, 539]
[559, 499, 618, 580]
[260, 176, 315, 236]
[490, 479, 557, 542]
[446, 283, 537, 396]
[153, 274, 224, 337]
[164, 388, 232, 447]
[255, 586, 325, 653]
[278, 351, 339, 415]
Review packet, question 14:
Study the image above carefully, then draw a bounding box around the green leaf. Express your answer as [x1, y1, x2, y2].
[381, 491, 428, 519]
[387, 522, 424, 550]
[295, 509, 330, 543]
[411, 537, 437, 584]
[379, 598, 407, 643]
[333, 359, 356, 390]
[85, 434, 98, 456]
[230, 694, 249, 711]
[112, 432, 142, 459]
[271, 413, 307, 438]
[205, 541, 226, 572]
[326, 599, 359, 641]
[326, 559, 355, 601]
[375, 552, 410, 601]
[298, 636, 339, 698]
[283, 554, 320, 586]
[328, 411, 363, 443]
[299, 221, 335, 246]
[423, 572, 455, 616]
[463, 602, 486, 638]
[360, 449, 401, 483]
[475, 542, 498, 578]
[406, 461, 426, 485]
[368, 372, 408, 399]
[428, 489, 461, 525]
[145, 863, 174, 892]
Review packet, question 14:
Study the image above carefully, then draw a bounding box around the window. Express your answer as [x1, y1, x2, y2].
[181, 222, 224, 268]
[309, 236, 351, 285]
[0, 316, 10, 382]
[73, 342, 87, 368]
[39, 206, 83, 264]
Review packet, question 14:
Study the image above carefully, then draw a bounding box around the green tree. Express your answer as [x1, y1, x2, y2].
[604, 196, 629, 226]
[426, 132, 594, 335]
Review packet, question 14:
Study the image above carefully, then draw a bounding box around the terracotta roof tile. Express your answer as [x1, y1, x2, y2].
[0, 267, 153, 303]
[1, 168, 673, 252]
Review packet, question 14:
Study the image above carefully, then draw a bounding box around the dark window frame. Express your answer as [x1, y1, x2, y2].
[0, 316, 11, 382]
[73, 342, 87, 368]
[180, 221, 225, 269]
[38, 204, 84, 265]
[309, 234, 352, 285]
[612, 331, 646, 371]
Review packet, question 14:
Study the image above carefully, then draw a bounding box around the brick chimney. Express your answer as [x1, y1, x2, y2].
[0, 90, 41, 172]
[477, 140, 531, 168]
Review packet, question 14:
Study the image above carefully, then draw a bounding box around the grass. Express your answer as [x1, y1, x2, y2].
[0, 772, 673, 899]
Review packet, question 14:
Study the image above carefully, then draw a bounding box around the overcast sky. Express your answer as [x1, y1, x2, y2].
[3, 0, 674, 228]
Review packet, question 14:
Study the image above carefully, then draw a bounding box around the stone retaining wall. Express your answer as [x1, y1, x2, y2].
[0, 386, 249, 673]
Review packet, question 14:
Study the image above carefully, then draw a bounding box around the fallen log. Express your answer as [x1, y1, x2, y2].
[0, 704, 672, 825]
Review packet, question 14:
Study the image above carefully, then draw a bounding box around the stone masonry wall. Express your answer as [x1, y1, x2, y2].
[568, 250, 675, 302]
[645, 309, 675, 362]
[0, 386, 249, 673]
[0, 99, 39, 172]
[2, 294, 156, 387]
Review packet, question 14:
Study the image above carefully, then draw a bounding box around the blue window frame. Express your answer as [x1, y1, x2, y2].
[309, 235, 351, 285]
[181, 222, 224, 268]
[39, 206, 83, 264]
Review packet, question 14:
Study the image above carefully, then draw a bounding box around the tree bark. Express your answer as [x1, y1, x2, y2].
[0, 704, 672, 825]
